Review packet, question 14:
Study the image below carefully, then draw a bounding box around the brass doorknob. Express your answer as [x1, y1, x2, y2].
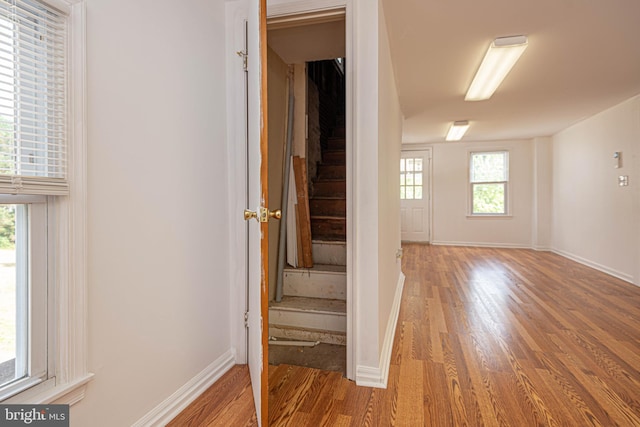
[269, 209, 282, 220]
[244, 209, 257, 221]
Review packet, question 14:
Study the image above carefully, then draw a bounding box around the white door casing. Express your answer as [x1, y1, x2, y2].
[401, 148, 432, 242]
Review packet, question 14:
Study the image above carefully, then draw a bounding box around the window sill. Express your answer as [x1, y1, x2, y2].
[4, 373, 94, 406]
[466, 214, 513, 220]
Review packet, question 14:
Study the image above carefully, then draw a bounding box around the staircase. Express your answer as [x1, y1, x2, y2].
[269, 121, 347, 348]
[310, 132, 346, 242]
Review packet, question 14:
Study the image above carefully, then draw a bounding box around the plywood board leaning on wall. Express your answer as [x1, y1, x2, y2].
[293, 156, 313, 268]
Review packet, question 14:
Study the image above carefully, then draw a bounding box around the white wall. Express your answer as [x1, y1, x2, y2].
[351, 0, 403, 387]
[267, 47, 288, 301]
[74, 0, 232, 425]
[352, 0, 381, 377]
[552, 95, 640, 285]
[292, 63, 307, 157]
[430, 139, 535, 247]
[377, 0, 402, 354]
[532, 137, 553, 250]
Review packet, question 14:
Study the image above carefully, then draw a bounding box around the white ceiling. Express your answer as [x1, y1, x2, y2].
[381, 0, 640, 143]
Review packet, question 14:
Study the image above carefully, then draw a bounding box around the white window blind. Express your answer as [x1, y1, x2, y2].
[0, 0, 67, 195]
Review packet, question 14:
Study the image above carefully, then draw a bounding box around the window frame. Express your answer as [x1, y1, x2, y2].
[0, 196, 53, 400]
[400, 156, 425, 201]
[1, 0, 91, 405]
[468, 150, 510, 217]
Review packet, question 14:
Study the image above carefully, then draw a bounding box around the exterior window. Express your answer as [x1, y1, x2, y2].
[400, 157, 423, 200]
[0, 0, 89, 406]
[0, 0, 68, 401]
[0, 205, 24, 391]
[470, 151, 509, 215]
[0, 201, 49, 398]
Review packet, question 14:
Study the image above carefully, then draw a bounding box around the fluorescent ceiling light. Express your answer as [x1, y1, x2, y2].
[465, 35, 528, 101]
[446, 120, 470, 141]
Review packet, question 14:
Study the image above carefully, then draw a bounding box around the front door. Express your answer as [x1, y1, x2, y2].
[245, 0, 269, 425]
[401, 149, 431, 242]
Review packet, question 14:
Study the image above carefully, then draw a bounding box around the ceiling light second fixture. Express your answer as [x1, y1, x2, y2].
[465, 35, 528, 101]
[446, 120, 470, 141]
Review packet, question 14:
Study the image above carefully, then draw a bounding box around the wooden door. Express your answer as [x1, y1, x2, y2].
[246, 0, 269, 425]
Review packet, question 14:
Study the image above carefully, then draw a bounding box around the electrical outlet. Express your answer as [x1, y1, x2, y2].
[619, 175, 629, 187]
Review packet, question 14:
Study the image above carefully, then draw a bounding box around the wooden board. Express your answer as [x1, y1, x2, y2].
[293, 156, 313, 268]
[295, 195, 304, 267]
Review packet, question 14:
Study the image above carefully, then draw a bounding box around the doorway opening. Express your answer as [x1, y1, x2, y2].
[265, 16, 347, 375]
[400, 147, 432, 243]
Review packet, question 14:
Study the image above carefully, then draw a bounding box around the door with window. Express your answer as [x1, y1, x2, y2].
[401, 149, 431, 242]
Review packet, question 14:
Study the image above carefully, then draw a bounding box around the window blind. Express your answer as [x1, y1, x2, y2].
[0, 0, 67, 195]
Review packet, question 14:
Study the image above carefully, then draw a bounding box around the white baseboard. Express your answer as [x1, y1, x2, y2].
[355, 365, 383, 388]
[132, 349, 236, 427]
[431, 240, 530, 249]
[356, 272, 405, 388]
[552, 248, 635, 285]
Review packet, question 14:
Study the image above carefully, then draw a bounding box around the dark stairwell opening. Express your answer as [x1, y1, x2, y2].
[268, 58, 348, 375]
[307, 59, 346, 243]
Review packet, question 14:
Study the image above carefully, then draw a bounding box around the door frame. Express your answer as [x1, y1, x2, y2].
[401, 144, 433, 243]
[265, 1, 355, 380]
[229, 0, 357, 386]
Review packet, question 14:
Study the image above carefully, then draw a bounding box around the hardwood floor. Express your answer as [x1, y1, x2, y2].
[171, 244, 640, 426]
[167, 365, 257, 427]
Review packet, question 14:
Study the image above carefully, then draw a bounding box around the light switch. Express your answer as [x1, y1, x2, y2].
[618, 175, 629, 186]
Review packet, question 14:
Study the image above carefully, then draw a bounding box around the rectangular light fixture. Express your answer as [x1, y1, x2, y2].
[465, 35, 528, 101]
[446, 120, 470, 141]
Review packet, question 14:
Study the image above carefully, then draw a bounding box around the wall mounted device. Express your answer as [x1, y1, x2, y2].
[613, 151, 622, 168]
[618, 175, 629, 187]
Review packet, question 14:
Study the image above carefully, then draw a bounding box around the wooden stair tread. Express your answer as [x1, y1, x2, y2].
[269, 324, 346, 346]
[310, 196, 346, 200]
[322, 150, 345, 161]
[284, 263, 346, 274]
[309, 198, 346, 217]
[313, 178, 345, 182]
[269, 324, 346, 338]
[270, 296, 346, 315]
[311, 235, 346, 242]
